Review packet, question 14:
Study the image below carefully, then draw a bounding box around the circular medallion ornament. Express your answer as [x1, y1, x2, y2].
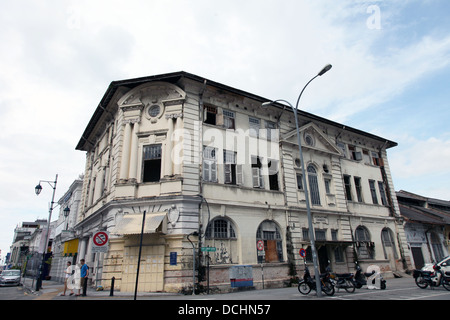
[148, 104, 161, 117]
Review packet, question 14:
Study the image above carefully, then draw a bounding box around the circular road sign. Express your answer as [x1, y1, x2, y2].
[93, 231, 109, 247]
[299, 248, 306, 258]
[257, 240, 264, 251]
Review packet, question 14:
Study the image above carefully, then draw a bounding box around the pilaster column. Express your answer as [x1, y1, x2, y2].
[128, 122, 140, 181]
[119, 122, 132, 181]
[164, 118, 174, 177]
[173, 118, 183, 175]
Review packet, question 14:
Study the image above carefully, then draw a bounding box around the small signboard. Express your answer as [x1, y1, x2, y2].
[299, 248, 306, 258]
[92, 231, 109, 253]
[170, 252, 177, 265]
[257, 240, 264, 251]
[201, 247, 217, 252]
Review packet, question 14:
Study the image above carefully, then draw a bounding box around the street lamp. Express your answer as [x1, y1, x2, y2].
[261, 64, 332, 296]
[34, 174, 58, 291]
[63, 206, 71, 231]
[63, 206, 71, 217]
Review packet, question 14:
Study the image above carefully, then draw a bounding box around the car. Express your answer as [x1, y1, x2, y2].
[0, 270, 22, 286]
[421, 256, 450, 273]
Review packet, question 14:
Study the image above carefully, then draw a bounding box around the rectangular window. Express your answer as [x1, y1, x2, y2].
[348, 146, 361, 161]
[143, 144, 162, 182]
[315, 229, 327, 241]
[203, 105, 217, 125]
[302, 228, 310, 241]
[337, 142, 347, 158]
[268, 159, 279, 191]
[265, 121, 277, 141]
[224, 150, 238, 185]
[331, 229, 338, 241]
[369, 179, 378, 204]
[251, 156, 264, 188]
[378, 181, 388, 205]
[249, 117, 260, 138]
[343, 175, 352, 201]
[371, 152, 383, 166]
[296, 173, 303, 190]
[334, 247, 344, 262]
[324, 178, 331, 194]
[354, 177, 363, 202]
[222, 109, 235, 130]
[203, 146, 217, 182]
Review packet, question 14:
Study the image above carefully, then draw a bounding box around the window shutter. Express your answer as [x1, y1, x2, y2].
[252, 168, 260, 187]
[203, 161, 210, 181]
[211, 161, 217, 182]
[236, 165, 244, 185]
[224, 164, 232, 184]
[216, 113, 224, 126]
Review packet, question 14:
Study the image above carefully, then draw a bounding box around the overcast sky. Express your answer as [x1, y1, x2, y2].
[1, 0, 450, 262]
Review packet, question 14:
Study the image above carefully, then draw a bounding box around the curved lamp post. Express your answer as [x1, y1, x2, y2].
[261, 64, 332, 296]
[34, 174, 58, 291]
[187, 231, 199, 295]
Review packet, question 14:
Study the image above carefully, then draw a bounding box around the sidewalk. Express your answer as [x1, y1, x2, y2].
[21, 277, 181, 300]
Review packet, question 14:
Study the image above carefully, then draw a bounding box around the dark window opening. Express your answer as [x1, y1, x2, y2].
[143, 144, 162, 182]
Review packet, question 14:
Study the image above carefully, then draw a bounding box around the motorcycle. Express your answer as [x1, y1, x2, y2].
[330, 272, 356, 293]
[297, 264, 335, 296]
[326, 261, 355, 293]
[413, 264, 450, 291]
[353, 262, 386, 290]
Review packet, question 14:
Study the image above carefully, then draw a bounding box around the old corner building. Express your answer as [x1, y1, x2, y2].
[74, 71, 412, 293]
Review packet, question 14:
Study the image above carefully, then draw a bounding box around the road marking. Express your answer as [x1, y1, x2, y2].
[403, 291, 450, 300]
[330, 287, 415, 299]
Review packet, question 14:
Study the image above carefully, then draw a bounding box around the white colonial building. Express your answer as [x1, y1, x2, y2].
[49, 176, 83, 282]
[74, 71, 411, 293]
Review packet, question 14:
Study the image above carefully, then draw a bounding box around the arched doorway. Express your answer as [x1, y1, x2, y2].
[256, 220, 283, 263]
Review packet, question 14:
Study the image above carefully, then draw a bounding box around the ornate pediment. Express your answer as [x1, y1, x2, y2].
[117, 81, 186, 109]
[281, 122, 342, 156]
[117, 81, 186, 123]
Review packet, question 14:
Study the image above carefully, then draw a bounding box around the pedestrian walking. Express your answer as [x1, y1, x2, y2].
[61, 261, 74, 296]
[78, 259, 89, 296]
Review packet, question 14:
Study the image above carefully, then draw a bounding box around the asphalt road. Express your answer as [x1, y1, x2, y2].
[2, 275, 449, 301]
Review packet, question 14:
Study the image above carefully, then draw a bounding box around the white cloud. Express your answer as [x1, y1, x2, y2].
[390, 135, 450, 178]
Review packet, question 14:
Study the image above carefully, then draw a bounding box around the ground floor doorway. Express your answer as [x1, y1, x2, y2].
[411, 246, 425, 269]
[318, 246, 329, 273]
[121, 244, 165, 292]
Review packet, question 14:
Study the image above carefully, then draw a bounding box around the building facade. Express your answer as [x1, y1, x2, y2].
[9, 220, 47, 268]
[397, 190, 450, 270]
[74, 71, 411, 293]
[49, 177, 83, 282]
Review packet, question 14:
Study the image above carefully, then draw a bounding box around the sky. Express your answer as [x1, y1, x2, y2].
[1, 0, 450, 263]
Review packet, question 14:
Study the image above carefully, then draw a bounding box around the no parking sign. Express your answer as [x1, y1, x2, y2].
[92, 231, 109, 253]
[299, 248, 306, 258]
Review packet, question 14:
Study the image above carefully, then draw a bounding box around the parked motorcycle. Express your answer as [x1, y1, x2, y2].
[326, 261, 355, 293]
[298, 264, 335, 296]
[413, 264, 450, 291]
[330, 272, 356, 293]
[353, 262, 386, 290]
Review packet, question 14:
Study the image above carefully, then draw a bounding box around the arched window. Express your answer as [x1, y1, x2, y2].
[307, 164, 321, 205]
[256, 220, 283, 263]
[355, 226, 374, 259]
[381, 228, 398, 260]
[205, 218, 236, 239]
[205, 218, 237, 265]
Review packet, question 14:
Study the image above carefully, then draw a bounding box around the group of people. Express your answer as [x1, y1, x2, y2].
[61, 259, 89, 296]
